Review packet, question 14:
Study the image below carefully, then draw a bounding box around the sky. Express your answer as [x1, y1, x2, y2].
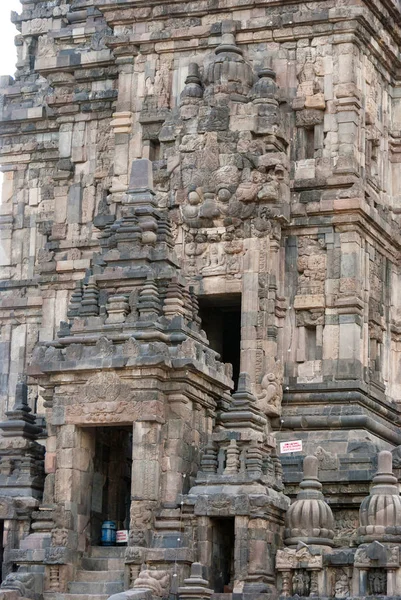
[0, 2, 21, 193]
[0, 2, 21, 78]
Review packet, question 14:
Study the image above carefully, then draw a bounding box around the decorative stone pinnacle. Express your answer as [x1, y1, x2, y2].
[358, 450, 401, 543]
[178, 562, 213, 600]
[284, 455, 334, 548]
[372, 450, 397, 487]
[237, 371, 252, 394]
[0, 378, 42, 439]
[215, 32, 243, 56]
[220, 371, 267, 433]
[258, 67, 276, 80]
[13, 375, 30, 412]
[300, 455, 321, 491]
[185, 63, 202, 86]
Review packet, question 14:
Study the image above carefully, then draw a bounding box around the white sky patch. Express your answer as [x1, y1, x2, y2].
[0, 2, 21, 194]
[0, 2, 21, 78]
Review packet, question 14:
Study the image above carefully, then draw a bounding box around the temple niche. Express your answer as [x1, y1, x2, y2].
[1, 1, 401, 600]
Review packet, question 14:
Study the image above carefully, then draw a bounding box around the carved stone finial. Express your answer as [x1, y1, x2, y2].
[358, 450, 401, 543]
[79, 276, 99, 317]
[237, 371, 252, 393]
[0, 378, 42, 439]
[204, 28, 254, 100]
[67, 281, 83, 319]
[284, 455, 334, 548]
[303, 455, 319, 481]
[220, 371, 267, 433]
[180, 63, 203, 106]
[200, 441, 218, 474]
[13, 375, 29, 412]
[250, 65, 278, 103]
[178, 562, 213, 600]
[138, 276, 161, 321]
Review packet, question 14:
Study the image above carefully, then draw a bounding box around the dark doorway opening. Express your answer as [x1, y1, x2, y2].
[199, 294, 241, 389]
[90, 426, 132, 545]
[210, 517, 235, 593]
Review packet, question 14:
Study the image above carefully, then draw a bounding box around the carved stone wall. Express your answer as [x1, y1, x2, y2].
[1, 0, 401, 599]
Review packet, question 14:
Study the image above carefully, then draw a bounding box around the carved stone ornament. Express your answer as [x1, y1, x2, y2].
[334, 570, 350, 599]
[0, 498, 15, 519]
[276, 547, 323, 570]
[257, 357, 284, 415]
[1, 572, 35, 597]
[81, 371, 127, 403]
[133, 570, 170, 597]
[284, 455, 335, 547]
[125, 546, 145, 564]
[358, 451, 401, 542]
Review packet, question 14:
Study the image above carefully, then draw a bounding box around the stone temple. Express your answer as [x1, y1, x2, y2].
[3, 0, 401, 599]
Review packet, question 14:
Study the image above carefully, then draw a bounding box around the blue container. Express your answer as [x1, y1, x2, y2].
[101, 520, 117, 546]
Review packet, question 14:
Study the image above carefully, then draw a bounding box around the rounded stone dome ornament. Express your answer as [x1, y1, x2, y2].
[250, 66, 278, 103]
[204, 31, 254, 102]
[358, 450, 401, 543]
[284, 455, 335, 548]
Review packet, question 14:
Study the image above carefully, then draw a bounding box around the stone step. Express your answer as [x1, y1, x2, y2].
[89, 546, 126, 558]
[68, 582, 124, 595]
[76, 570, 124, 583]
[81, 557, 125, 571]
[44, 594, 109, 600]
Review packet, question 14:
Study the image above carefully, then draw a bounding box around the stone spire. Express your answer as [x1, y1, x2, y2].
[0, 377, 44, 498]
[219, 372, 267, 433]
[358, 450, 401, 543]
[203, 21, 254, 101]
[180, 63, 203, 106]
[284, 455, 334, 548]
[0, 376, 42, 439]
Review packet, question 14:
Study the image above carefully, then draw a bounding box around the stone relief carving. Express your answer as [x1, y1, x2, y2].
[51, 527, 68, 547]
[297, 237, 326, 295]
[1, 572, 35, 597]
[133, 570, 170, 597]
[292, 570, 310, 596]
[315, 446, 338, 470]
[334, 570, 350, 598]
[333, 510, 359, 542]
[257, 358, 284, 415]
[368, 570, 386, 595]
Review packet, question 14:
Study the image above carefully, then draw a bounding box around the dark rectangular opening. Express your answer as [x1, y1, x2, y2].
[305, 327, 317, 361]
[149, 140, 161, 162]
[90, 426, 132, 545]
[199, 294, 241, 389]
[210, 517, 235, 593]
[305, 127, 315, 159]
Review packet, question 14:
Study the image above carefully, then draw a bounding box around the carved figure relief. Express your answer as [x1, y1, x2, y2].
[315, 446, 338, 470]
[1, 572, 35, 597]
[133, 570, 170, 597]
[257, 358, 284, 414]
[297, 237, 326, 295]
[292, 570, 310, 596]
[334, 571, 350, 598]
[368, 569, 386, 595]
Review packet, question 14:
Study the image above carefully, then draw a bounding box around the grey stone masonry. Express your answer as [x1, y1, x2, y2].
[2, 0, 401, 599]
